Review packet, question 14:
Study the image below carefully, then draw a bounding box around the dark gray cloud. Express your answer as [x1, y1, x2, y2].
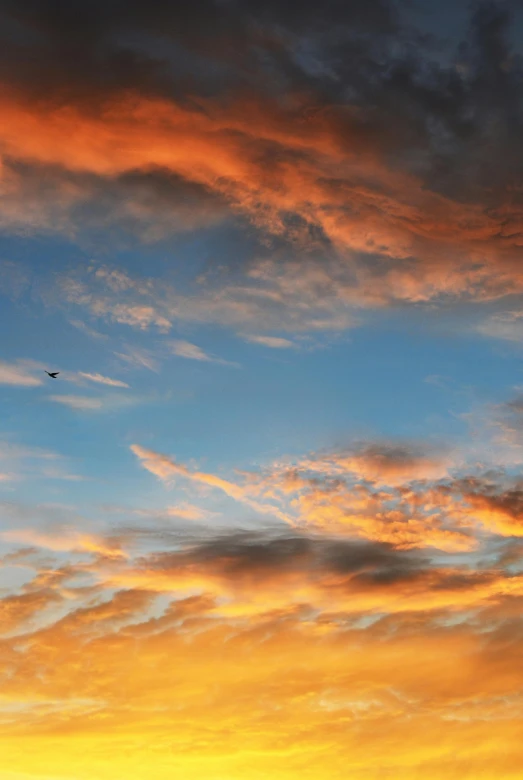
[137, 529, 432, 587]
[0, 0, 398, 101]
[0, 0, 521, 203]
[2, 1, 523, 312]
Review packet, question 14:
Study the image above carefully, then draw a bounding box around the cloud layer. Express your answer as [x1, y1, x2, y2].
[3, 412, 523, 777]
[1, 0, 523, 333]
[2, 512, 523, 780]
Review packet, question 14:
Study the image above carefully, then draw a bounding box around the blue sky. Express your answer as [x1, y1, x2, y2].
[1, 224, 522, 523]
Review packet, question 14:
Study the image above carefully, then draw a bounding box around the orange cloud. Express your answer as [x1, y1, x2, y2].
[0, 84, 522, 312]
[2, 528, 128, 560]
[300, 443, 455, 485]
[1, 526, 523, 780]
[129, 442, 513, 551]
[131, 444, 294, 524]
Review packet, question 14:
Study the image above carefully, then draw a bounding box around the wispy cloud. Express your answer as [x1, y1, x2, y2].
[476, 311, 523, 343]
[0, 442, 58, 461]
[0, 360, 42, 387]
[132, 503, 214, 522]
[0, 440, 83, 483]
[243, 335, 295, 349]
[169, 340, 236, 366]
[114, 346, 159, 372]
[0, 360, 130, 391]
[69, 319, 108, 340]
[131, 444, 292, 524]
[48, 395, 104, 411]
[1, 528, 127, 559]
[48, 393, 139, 413]
[78, 372, 130, 388]
[162, 504, 212, 521]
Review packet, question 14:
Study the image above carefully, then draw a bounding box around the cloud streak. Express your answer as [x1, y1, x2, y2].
[48, 395, 104, 411]
[131, 444, 293, 525]
[78, 372, 130, 388]
[243, 334, 295, 348]
[169, 340, 236, 366]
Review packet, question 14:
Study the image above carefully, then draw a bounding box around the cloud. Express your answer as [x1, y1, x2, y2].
[69, 319, 107, 340]
[1, 528, 128, 560]
[48, 395, 104, 411]
[51, 262, 358, 336]
[243, 334, 295, 348]
[169, 339, 234, 365]
[3, 5, 523, 774]
[0, 360, 128, 392]
[2, 508, 523, 778]
[0, 360, 42, 387]
[78, 372, 130, 388]
[156, 504, 214, 522]
[48, 393, 140, 413]
[130, 444, 293, 524]
[476, 311, 523, 342]
[0, 589, 62, 635]
[123, 417, 523, 552]
[307, 442, 455, 485]
[0, 441, 58, 461]
[1, 1, 523, 334]
[124, 421, 523, 552]
[114, 346, 159, 372]
[0, 440, 82, 483]
[128, 439, 478, 551]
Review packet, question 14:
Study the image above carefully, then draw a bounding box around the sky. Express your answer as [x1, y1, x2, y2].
[3, 0, 523, 778]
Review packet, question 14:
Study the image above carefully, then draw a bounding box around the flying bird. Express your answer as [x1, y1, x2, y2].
[45, 371, 59, 379]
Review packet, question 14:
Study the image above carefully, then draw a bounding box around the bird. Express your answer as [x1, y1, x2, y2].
[45, 371, 59, 379]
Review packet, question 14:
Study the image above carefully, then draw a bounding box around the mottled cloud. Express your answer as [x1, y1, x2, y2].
[49, 263, 356, 335]
[301, 442, 455, 485]
[128, 439, 490, 551]
[2, 518, 523, 778]
[124, 422, 523, 550]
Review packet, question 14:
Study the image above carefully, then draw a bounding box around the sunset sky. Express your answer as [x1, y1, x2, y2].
[3, 1, 523, 778]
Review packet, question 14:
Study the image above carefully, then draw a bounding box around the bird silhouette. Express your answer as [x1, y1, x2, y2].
[45, 371, 59, 379]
